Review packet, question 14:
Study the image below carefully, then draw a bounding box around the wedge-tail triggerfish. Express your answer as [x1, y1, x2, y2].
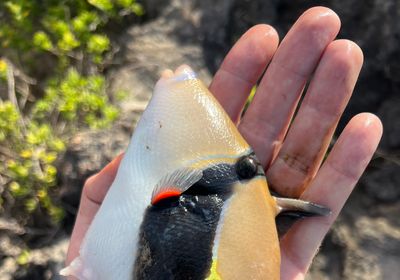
[61, 65, 330, 280]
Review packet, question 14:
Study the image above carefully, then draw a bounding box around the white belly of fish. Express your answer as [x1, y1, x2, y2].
[71, 174, 142, 279]
[61, 66, 248, 279]
[62, 143, 161, 279]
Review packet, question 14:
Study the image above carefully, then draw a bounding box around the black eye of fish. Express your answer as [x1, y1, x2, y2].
[236, 156, 258, 180]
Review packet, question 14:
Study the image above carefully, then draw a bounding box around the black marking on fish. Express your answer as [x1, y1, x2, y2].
[185, 151, 264, 195]
[133, 152, 264, 279]
[133, 194, 227, 280]
[133, 163, 241, 279]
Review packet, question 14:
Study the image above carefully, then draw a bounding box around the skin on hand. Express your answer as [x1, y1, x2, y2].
[66, 6, 383, 280]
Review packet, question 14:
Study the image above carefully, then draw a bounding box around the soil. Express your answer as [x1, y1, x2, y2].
[1, 1, 399, 279]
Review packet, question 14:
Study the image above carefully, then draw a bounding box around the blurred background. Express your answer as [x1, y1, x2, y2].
[0, 0, 399, 279]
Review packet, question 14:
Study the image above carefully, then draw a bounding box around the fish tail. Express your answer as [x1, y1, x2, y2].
[60, 256, 91, 279]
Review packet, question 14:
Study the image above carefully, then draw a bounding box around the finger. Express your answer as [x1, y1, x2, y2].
[279, 113, 383, 280]
[83, 153, 124, 204]
[66, 153, 124, 264]
[266, 40, 363, 197]
[239, 7, 341, 167]
[209, 24, 279, 123]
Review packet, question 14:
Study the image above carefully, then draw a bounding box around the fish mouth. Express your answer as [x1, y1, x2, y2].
[160, 64, 198, 83]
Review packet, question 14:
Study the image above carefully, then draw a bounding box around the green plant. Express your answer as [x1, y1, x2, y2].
[0, 69, 117, 223]
[0, 1, 142, 231]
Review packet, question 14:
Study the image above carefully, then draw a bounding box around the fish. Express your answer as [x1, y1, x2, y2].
[60, 65, 330, 280]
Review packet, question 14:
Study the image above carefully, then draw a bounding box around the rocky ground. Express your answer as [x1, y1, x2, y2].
[1, 0, 399, 279]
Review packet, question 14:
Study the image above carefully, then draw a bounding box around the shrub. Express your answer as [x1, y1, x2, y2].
[0, 1, 142, 234]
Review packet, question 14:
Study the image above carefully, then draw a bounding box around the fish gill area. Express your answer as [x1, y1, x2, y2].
[0, 0, 399, 279]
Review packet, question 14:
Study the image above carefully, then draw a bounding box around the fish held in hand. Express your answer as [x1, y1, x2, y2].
[61, 65, 330, 280]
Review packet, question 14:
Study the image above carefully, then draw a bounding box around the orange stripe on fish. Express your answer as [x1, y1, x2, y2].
[151, 188, 182, 205]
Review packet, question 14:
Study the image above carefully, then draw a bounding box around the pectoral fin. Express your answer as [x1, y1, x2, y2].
[274, 197, 331, 217]
[151, 168, 203, 205]
[272, 193, 331, 237]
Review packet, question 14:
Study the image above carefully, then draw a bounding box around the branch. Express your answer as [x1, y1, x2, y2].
[0, 145, 18, 159]
[5, 59, 17, 108]
[2, 58, 28, 130]
[13, 67, 36, 85]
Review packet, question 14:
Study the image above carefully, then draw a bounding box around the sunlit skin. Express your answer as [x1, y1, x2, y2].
[66, 7, 383, 280]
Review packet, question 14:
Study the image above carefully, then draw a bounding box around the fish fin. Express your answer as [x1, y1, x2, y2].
[60, 256, 93, 279]
[274, 197, 331, 217]
[151, 168, 203, 205]
[271, 192, 331, 237]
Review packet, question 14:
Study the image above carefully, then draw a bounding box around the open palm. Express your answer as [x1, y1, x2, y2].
[66, 7, 382, 280]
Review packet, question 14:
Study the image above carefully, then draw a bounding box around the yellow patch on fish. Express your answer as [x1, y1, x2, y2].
[205, 260, 222, 280]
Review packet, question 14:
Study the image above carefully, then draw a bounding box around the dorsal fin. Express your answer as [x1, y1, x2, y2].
[151, 168, 203, 205]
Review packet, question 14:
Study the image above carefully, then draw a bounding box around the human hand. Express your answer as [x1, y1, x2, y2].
[65, 6, 383, 280]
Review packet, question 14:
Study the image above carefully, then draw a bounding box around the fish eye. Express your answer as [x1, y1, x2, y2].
[235, 156, 258, 180]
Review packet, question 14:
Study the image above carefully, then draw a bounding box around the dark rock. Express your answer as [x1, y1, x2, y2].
[363, 161, 400, 203]
[195, 0, 400, 136]
[0, 236, 68, 280]
[378, 97, 400, 150]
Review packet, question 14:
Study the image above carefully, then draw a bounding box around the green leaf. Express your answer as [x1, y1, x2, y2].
[45, 164, 57, 177]
[5, 2, 24, 22]
[45, 19, 69, 37]
[0, 101, 20, 141]
[0, 59, 8, 80]
[116, 0, 133, 8]
[9, 164, 29, 178]
[87, 34, 110, 54]
[104, 105, 119, 121]
[72, 11, 100, 34]
[33, 31, 53, 51]
[25, 198, 38, 212]
[17, 250, 30, 266]
[50, 139, 66, 152]
[20, 149, 33, 159]
[115, 89, 128, 101]
[131, 3, 144, 16]
[88, 0, 114, 12]
[9, 181, 30, 197]
[49, 206, 65, 223]
[57, 31, 80, 52]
